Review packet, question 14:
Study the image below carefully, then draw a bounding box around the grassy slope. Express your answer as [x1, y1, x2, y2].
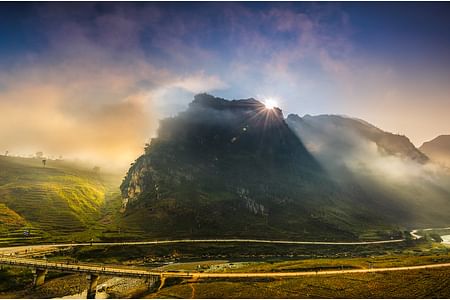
[0, 155, 121, 242]
[0, 203, 27, 227]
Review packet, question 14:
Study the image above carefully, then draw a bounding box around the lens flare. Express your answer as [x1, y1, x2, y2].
[264, 99, 278, 110]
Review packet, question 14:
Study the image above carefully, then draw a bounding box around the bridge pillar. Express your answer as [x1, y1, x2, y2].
[145, 275, 160, 291]
[158, 275, 166, 291]
[86, 274, 99, 299]
[32, 268, 48, 287]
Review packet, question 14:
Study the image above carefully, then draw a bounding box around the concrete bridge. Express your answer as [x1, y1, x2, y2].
[0, 256, 169, 298]
[3, 256, 450, 298]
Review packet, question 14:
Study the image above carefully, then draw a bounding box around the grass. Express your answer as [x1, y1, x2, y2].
[2, 238, 450, 298]
[0, 271, 112, 299]
[0, 204, 27, 228]
[47, 239, 448, 270]
[0, 266, 34, 293]
[210, 252, 450, 273]
[48, 240, 450, 298]
[146, 267, 450, 298]
[140, 241, 450, 298]
[0, 155, 122, 243]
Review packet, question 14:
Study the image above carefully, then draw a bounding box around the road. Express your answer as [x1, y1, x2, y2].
[1, 256, 450, 279]
[0, 237, 405, 257]
[410, 227, 450, 239]
[189, 262, 450, 278]
[0, 229, 447, 279]
[1, 233, 450, 284]
[3, 225, 442, 256]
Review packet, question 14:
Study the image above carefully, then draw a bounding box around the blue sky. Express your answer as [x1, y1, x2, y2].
[0, 2, 449, 167]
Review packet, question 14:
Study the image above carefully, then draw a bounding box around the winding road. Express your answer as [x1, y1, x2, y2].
[410, 227, 450, 239]
[0, 230, 449, 282]
[0, 237, 405, 257]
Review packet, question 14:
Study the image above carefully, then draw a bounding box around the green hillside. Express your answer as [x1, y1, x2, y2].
[0, 155, 120, 243]
[0, 203, 27, 228]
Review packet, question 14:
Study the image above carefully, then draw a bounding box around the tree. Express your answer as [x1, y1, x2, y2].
[4, 150, 8, 156]
[144, 143, 151, 154]
[429, 233, 443, 242]
[42, 159, 47, 167]
[35, 151, 44, 159]
[93, 166, 101, 173]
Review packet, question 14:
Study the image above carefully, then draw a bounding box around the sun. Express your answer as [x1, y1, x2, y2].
[264, 98, 278, 110]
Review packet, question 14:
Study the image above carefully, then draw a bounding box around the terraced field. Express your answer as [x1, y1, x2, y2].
[0, 156, 121, 243]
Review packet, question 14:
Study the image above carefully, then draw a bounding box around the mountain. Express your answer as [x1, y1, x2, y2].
[121, 94, 352, 240]
[286, 114, 428, 164]
[286, 114, 450, 229]
[0, 155, 119, 243]
[120, 94, 441, 241]
[420, 135, 450, 168]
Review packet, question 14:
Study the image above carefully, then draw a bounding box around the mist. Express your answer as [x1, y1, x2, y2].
[287, 114, 450, 227]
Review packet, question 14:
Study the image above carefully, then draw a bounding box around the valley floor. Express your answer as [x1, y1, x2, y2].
[146, 267, 450, 298]
[1, 234, 450, 299]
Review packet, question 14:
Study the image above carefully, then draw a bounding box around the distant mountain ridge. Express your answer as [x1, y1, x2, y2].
[420, 135, 450, 167]
[286, 113, 450, 229]
[286, 114, 428, 164]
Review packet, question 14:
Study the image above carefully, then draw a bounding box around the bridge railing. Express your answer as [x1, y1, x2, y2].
[0, 257, 161, 278]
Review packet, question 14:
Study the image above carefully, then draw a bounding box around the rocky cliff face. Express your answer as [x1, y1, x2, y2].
[120, 158, 150, 210]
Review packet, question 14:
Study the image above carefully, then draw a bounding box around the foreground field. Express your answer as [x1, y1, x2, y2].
[2, 264, 450, 299]
[146, 267, 450, 298]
